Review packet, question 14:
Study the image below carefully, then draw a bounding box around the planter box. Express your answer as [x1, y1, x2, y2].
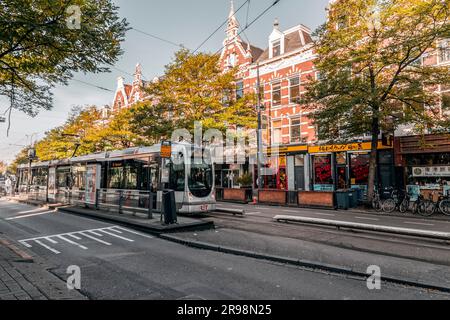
[298, 191, 335, 209]
[223, 188, 249, 203]
[258, 189, 287, 205]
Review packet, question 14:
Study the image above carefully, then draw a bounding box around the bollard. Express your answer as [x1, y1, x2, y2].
[147, 192, 153, 219]
[118, 190, 123, 214]
[95, 190, 99, 210]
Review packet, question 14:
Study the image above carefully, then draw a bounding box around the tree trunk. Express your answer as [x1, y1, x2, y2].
[367, 115, 380, 203]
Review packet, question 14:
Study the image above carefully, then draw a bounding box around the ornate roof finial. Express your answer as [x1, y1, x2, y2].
[274, 18, 280, 30]
[226, 0, 239, 40]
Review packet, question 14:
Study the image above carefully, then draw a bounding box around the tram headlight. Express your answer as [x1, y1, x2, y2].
[188, 192, 194, 201]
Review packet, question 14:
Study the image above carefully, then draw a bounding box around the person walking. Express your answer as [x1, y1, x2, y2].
[5, 176, 12, 196]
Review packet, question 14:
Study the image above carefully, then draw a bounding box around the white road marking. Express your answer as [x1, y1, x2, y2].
[6, 210, 54, 220]
[88, 230, 103, 237]
[57, 235, 88, 250]
[19, 240, 32, 248]
[17, 208, 48, 215]
[112, 226, 154, 239]
[282, 209, 301, 213]
[354, 216, 379, 221]
[45, 237, 58, 244]
[17, 225, 150, 254]
[99, 230, 134, 242]
[34, 240, 60, 254]
[404, 221, 435, 227]
[68, 234, 82, 240]
[79, 232, 112, 246]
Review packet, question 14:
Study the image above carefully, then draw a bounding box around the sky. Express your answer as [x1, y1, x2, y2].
[0, 0, 330, 164]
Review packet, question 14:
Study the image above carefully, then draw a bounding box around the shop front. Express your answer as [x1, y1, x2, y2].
[308, 141, 394, 195]
[396, 134, 450, 200]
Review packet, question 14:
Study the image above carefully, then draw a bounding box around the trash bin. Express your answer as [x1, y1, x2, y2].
[335, 190, 350, 210]
[348, 190, 358, 208]
[162, 189, 177, 224]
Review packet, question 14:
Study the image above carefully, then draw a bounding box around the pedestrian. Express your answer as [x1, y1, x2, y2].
[5, 176, 12, 196]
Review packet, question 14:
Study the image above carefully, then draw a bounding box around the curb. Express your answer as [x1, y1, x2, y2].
[159, 234, 450, 294]
[57, 206, 215, 235]
[0, 238, 34, 263]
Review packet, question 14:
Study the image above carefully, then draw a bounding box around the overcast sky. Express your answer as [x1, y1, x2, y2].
[0, 0, 329, 164]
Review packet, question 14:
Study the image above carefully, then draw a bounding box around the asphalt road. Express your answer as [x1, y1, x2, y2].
[0, 199, 449, 300]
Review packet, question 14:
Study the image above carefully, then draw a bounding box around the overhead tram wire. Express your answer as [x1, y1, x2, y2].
[212, 0, 281, 57]
[130, 27, 186, 49]
[193, 0, 250, 54]
[71, 79, 114, 92]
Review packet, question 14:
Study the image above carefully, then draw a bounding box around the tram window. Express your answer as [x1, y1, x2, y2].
[107, 166, 123, 189]
[188, 158, 213, 198]
[168, 162, 185, 192]
[124, 164, 138, 189]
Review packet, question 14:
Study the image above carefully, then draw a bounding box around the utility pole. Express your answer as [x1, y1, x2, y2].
[256, 63, 263, 193]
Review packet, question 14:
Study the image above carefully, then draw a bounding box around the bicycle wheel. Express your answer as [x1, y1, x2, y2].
[382, 199, 396, 213]
[399, 200, 408, 213]
[417, 200, 435, 217]
[439, 200, 450, 216]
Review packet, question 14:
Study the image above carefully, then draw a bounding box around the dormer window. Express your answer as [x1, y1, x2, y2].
[272, 40, 281, 58]
[228, 53, 236, 67]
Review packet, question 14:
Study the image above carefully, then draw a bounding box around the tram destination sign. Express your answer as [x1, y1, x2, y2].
[161, 141, 172, 158]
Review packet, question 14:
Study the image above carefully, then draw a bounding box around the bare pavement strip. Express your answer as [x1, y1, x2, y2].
[0, 235, 86, 300]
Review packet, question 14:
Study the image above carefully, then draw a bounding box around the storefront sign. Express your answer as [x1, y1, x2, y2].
[412, 166, 450, 177]
[308, 141, 390, 154]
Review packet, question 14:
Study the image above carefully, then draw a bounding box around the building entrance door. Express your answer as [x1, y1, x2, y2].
[337, 166, 348, 190]
[294, 166, 305, 190]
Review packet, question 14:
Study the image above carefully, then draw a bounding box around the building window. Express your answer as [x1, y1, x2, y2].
[272, 40, 281, 58]
[289, 76, 301, 104]
[272, 81, 281, 106]
[350, 153, 370, 185]
[255, 84, 264, 102]
[313, 155, 333, 185]
[439, 40, 450, 63]
[290, 118, 301, 143]
[236, 81, 244, 100]
[272, 120, 282, 145]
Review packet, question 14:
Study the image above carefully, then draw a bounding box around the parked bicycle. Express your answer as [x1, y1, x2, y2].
[371, 188, 383, 212]
[382, 188, 409, 214]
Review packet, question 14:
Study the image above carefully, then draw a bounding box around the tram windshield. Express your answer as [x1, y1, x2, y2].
[188, 158, 213, 198]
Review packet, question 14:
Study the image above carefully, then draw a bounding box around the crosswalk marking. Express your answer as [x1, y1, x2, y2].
[18, 225, 148, 254]
[99, 230, 134, 242]
[34, 240, 60, 254]
[57, 235, 88, 250]
[79, 232, 112, 246]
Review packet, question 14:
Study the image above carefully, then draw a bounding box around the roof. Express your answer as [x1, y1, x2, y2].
[257, 26, 313, 63]
[239, 40, 264, 61]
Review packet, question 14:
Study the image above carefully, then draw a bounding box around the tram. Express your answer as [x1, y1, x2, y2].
[16, 143, 216, 214]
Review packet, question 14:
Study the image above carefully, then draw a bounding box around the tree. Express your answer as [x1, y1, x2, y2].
[130, 49, 257, 141]
[7, 147, 29, 175]
[0, 0, 129, 130]
[34, 106, 103, 161]
[92, 107, 143, 151]
[303, 0, 450, 201]
[0, 161, 7, 175]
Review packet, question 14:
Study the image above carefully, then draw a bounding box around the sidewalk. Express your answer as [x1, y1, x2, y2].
[0, 236, 86, 300]
[162, 228, 450, 292]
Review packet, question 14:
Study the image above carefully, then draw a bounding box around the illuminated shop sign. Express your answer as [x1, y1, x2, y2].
[308, 141, 391, 153]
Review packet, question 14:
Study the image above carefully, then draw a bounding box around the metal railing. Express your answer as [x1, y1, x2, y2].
[95, 189, 158, 219]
